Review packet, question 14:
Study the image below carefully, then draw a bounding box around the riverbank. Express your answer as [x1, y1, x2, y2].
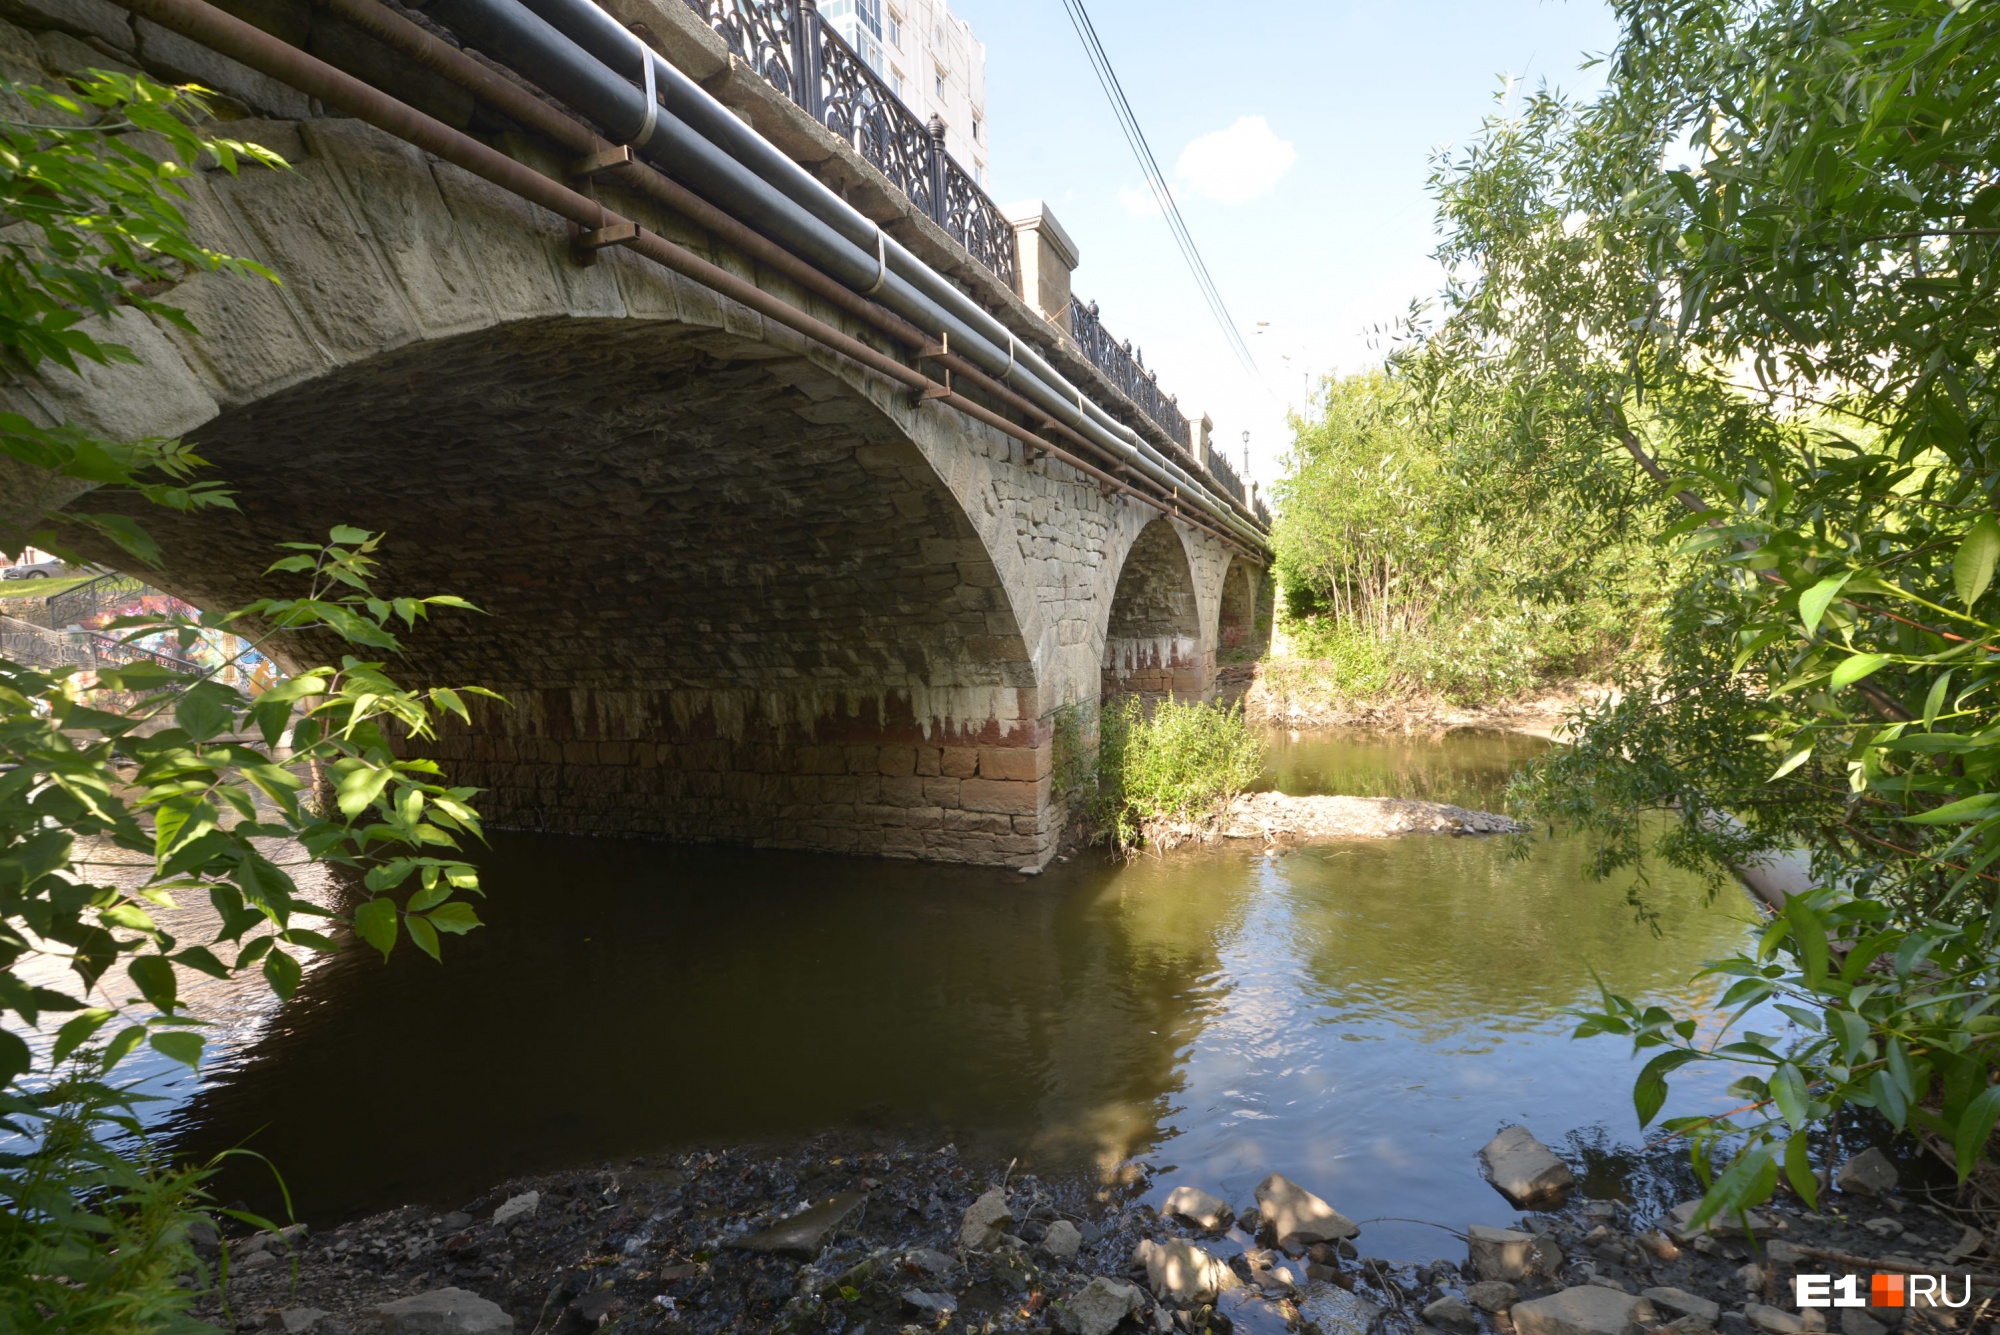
[1223, 661, 1611, 742]
[192, 1133, 1989, 1334]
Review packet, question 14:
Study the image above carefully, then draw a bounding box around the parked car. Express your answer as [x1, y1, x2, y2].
[2, 558, 69, 581]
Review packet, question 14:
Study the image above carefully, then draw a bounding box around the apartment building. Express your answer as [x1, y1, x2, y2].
[819, 0, 989, 185]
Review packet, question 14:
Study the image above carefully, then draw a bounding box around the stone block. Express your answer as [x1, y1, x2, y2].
[960, 777, 1042, 816]
[922, 777, 963, 808]
[135, 17, 311, 117]
[1479, 1125, 1575, 1208]
[0, 0, 130, 49]
[1133, 1237, 1239, 1305]
[978, 744, 1047, 782]
[877, 746, 916, 776]
[940, 746, 978, 777]
[1467, 1224, 1537, 1282]
[1254, 1174, 1358, 1246]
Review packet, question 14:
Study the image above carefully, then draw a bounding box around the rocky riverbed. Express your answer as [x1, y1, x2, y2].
[191, 1129, 1992, 1335]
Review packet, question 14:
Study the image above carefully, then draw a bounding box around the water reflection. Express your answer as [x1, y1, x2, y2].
[161, 730, 1765, 1260]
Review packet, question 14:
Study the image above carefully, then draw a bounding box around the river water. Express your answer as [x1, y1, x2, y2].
[148, 727, 1764, 1260]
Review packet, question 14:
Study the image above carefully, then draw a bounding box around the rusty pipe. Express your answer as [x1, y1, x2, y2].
[315, 0, 1251, 545]
[118, 0, 1260, 558]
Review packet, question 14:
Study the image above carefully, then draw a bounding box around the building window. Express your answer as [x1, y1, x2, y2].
[934, 69, 944, 98]
[887, 9, 901, 48]
[856, 0, 881, 38]
[971, 115, 981, 142]
[890, 66, 904, 98]
[974, 160, 984, 185]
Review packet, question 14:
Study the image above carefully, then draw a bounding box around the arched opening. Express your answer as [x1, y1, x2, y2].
[1101, 517, 1204, 701]
[1218, 559, 1263, 661]
[87, 316, 1049, 863]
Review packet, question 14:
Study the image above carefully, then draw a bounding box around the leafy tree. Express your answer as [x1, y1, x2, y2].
[0, 72, 495, 1328]
[1273, 372, 1663, 703]
[1407, 0, 2000, 1215]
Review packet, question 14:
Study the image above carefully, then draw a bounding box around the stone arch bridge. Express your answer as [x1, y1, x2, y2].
[8, 0, 1269, 865]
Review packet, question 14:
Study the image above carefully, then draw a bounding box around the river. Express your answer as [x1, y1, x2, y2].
[143, 726, 1764, 1262]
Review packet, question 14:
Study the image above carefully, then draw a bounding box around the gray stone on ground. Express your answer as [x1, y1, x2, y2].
[1839, 1312, 1887, 1335]
[1479, 1125, 1576, 1208]
[1532, 1232, 1565, 1275]
[1643, 1287, 1722, 1325]
[1056, 1277, 1144, 1335]
[1133, 1237, 1241, 1304]
[1421, 1294, 1479, 1333]
[959, 1186, 1012, 1251]
[1835, 1147, 1899, 1197]
[1511, 1286, 1658, 1335]
[1745, 1302, 1826, 1333]
[1161, 1184, 1232, 1231]
[1298, 1284, 1384, 1334]
[236, 1249, 278, 1272]
[1041, 1218, 1082, 1261]
[370, 1288, 514, 1335]
[728, 1189, 868, 1258]
[901, 1289, 957, 1318]
[1252, 1172, 1358, 1245]
[491, 1191, 539, 1226]
[265, 1310, 328, 1334]
[1664, 1199, 1779, 1241]
[903, 1246, 957, 1276]
[1466, 1280, 1518, 1312]
[1467, 1224, 1537, 1282]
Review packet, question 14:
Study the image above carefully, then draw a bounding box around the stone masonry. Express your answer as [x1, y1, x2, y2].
[1, 0, 1264, 864]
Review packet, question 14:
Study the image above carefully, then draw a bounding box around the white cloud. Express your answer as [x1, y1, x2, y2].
[1118, 183, 1164, 218]
[1174, 115, 1296, 204]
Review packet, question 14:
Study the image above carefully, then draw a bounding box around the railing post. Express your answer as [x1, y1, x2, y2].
[926, 114, 948, 226]
[791, 0, 821, 119]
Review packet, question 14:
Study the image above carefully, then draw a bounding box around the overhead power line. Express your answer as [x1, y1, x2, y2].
[1058, 0, 1262, 383]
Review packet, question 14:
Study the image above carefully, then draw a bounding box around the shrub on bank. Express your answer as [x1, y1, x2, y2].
[1077, 696, 1266, 852]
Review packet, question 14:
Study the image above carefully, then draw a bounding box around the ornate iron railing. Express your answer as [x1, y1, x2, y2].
[1, 615, 200, 675]
[1067, 297, 1252, 502]
[43, 570, 154, 629]
[678, 0, 1016, 288]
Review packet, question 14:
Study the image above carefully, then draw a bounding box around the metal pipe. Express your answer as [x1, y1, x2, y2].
[320, 0, 1164, 509]
[449, 0, 1266, 543]
[116, 0, 1260, 557]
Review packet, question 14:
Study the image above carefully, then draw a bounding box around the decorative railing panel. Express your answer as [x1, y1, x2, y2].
[43, 570, 153, 629]
[1067, 298, 1251, 502]
[680, 0, 1016, 288]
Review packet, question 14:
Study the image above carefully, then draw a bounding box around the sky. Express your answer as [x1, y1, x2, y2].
[949, 0, 1624, 492]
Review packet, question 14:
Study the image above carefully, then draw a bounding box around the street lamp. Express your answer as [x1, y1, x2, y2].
[1241, 430, 1250, 480]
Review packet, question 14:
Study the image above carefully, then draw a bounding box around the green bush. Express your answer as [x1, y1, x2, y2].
[1091, 696, 1266, 851]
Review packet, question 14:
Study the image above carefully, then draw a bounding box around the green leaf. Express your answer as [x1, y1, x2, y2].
[51, 1010, 113, 1065]
[1771, 1062, 1810, 1130]
[1783, 1130, 1818, 1210]
[127, 954, 178, 1013]
[352, 898, 397, 960]
[334, 762, 393, 819]
[1830, 654, 1890, 689]
[104, 1023, 147, 1069]
[1905, 793, 2000, 824]
[149, 1029, 204, 1069]
[405, 913, 441, 961]
[1635, 1048, 1699, 1127]
[262, 948, 301, 1000]
[1798, 572, 1852, 634]
[1953, 1085, 2000, 1183]
[0, 1030, 28, 1086]
[1955, 516, 2000, 607]
[422, 902, 482, 935]
[174, 680, 237, 743]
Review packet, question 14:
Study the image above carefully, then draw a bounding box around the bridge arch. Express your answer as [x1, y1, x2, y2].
[1100, 515, 1207, 702]
[15, 117, 1084, 864]
[1217, 558, 1262, 659]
